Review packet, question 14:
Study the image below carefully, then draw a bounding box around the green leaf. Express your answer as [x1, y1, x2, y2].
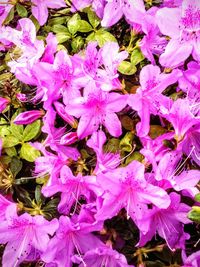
[118, 61, 137, 75]
[16, 3, 28, 18]
[0, 155, 12, 165]
[35, 185, 42, 205]
[10, 157, 23, 178]
[188, 206, 200, 223]
[20, 143, 40, 162]
[78, 20, 93, 32]
[87, 9, 100, 28]
[4, 147, 17, 157]
[67, 13, 81, 35]
[3, 6, 14, 25]
[125, 152, 144, 165]
[149, 125, 166, 139]
[130, 48, 144, 65]
[10, 123, 24, 141]
[36, 175, 49, 185]
[48, 16, 68, 26]
[95, 29, 117, 47]
[71, 36, 84, 53]
[0, 124, 10, 137]
[195, 193, 200, 202]
[86, 32, 96, 42]
[29, 15, 40, 32]
[120, 132, 134, 153]
[2, 135, 20, 148]
[104, 138, 120, 153]
[56, 32, 71, 44]
[22, 120, 41, 142]
[51, 25, 69, 33]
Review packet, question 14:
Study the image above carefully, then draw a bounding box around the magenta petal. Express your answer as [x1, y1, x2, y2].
[13, 110, 44, 125]
[77, 115, 99, 139]
[156, 7, 180, 38]
[0, 97, 9, 112]
[31, 0, 49, 26]
[101, 2, 123, 27]
[159, 39, 193, 68]
[104, 113, 122, 137]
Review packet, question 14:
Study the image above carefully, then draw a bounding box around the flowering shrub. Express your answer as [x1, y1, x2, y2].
[0, 0, 200, 266]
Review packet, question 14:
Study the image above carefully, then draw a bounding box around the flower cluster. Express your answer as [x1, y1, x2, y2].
[0, 0, 200, 266]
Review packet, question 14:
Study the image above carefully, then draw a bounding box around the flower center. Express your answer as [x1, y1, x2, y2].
[180, 6, 200, 42]
[181, 6, 200, 30]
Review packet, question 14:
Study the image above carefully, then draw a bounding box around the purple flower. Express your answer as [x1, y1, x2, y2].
[0, 205, 58, 267]
[128, 65, 180, 137]
[73, 246, 133, 267]
[60, 132, 78, 146]
[77, 42, 128, 91]
[96, 161, 170, 222]
[0, 1, 13, 26]
[65, 85, 127, 139]
[101, 0, 145, 27]
[0, 97, 9, 113]
[182, 250, 200, 267]
[31, 0, 66, 26]
[42, 165, 102, 214]
[13, 110, 44, 125]
[42, 215, 103, 266]
[163, 99, 200, 142]
[72, 0, 105, 18]
[87, 130, 120, 174]
[156, 0, 200, 67]
[0, 194, 16, 220]
[182, 124, 200, 166]
[137, 193, 190, 250]
[1, 19, 45, 75]
[54, 102, 77, 128]
[41, 33, 58, 64]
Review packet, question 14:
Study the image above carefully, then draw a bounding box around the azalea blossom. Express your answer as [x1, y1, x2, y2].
[65, 84, 127, 139]
[42, 165, 102, 214]
[137, 193, 190, 250]
[101, 0, 145, 28]
[42, 215, 103, 266]
[31, 0, 66, 26]
[96, 160, 170, 222]
[156, 0, 200, 67]
[0, 205, 58, 267]
[128, 64, 180, 137]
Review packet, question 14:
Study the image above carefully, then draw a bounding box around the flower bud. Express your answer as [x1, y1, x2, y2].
[13, 110, 44, 125]
[0, 97, 9, 113]
[54, 101, 78, 128]
[60, 132, 78, 145]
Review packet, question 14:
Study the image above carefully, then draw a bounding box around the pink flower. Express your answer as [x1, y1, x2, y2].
[96, 161, 170, 222]
[65, 85, 127, 139]
[31, 0, 66, 26]
[0, 205, 58, 267]
[87, 130, 120, 174]
[0, 1, 13, 26]
[0, 97, 9, 113]
[101, 0, 145, 27]
[137, 193, 190, 251]
[42, 215, 103, 266]
[156, 0, 200, 67]
[13, 110, 44, 125]
[128, 64, 180, 137]
[163, 99, 200, 142]
[76, 42, 128, 92]
[73, 246, 133, 267]
[42, 165, 102, 214]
